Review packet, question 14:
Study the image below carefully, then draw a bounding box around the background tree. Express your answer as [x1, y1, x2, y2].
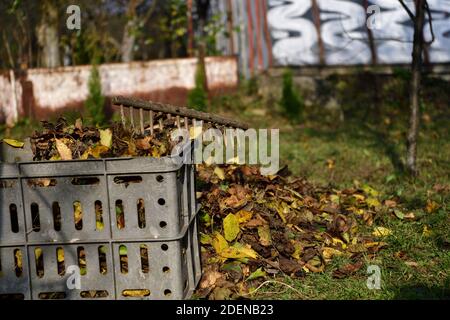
[120, 0, 158, 62]
[36, 0, 61, 68]
[399, 0, 433, 175]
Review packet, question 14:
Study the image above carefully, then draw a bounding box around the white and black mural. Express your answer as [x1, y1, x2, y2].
[267, 0, 450, 66]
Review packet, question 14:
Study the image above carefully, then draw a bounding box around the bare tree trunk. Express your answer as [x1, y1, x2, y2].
[121, 0, 140, 63]
[36, 1, 60, 68]
[121, 19, 137, 63]
[406, 0, 426, 175]
[196, 0, 210, 92]
[187, 0, 195, 57]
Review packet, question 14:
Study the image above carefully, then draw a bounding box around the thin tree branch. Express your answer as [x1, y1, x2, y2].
[2, 31, 15, 68]
[424, 1, 435, 45]
[399, 0, 416, 22]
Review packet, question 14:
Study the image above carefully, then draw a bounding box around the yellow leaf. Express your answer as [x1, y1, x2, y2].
[246, 267, 266, 281]
[363, 185, 379, 197]
[291, 241, 302, 260]
[2, 139, 24, 148]
[73, 201, 83, 225]
[91, 145, 109, 158]
[273, 202, 287, 224]
[372, 226, 392, 237]
[212, 233, 228, 254]
[332, 238, 347, 249]
[57, 248, 64, 263]
[422, 225, 433, 237]
[367, 197, 381, 208]
[220, 243, 258, 260]
[214, 167, 225, 180]
[364, 241, 387, 248]
[326, 159, 335, 169]
[35, 248, 42, 260]
[353, 194, 365, 201]
[99, 129, 112, 148]
[322, 247, 343, 260]
[82, 145, 109, 159]
[55, 139, 72, 160]
[426, 200, 439, 213]
[257, 225, 271, 246]
[49, 154, 61, 161]
[236, 210, 253, 224]
[200, 233, 212, 245]
[122, 289, 150, 297]
[223, 213, 240, 242]
[15, 250, 23, 269]
[330, 194, 340, 204]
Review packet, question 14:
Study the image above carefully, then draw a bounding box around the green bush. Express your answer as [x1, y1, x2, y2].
[85, 64, 106, 126]
[280, 69, 303, 122]
[188, 63, 208, 112]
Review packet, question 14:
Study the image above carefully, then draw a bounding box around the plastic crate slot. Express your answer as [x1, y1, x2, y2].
[161, 244, 168, 251]
[159, 221, 167, 229]
[156, 175, 164, 182]
[73, 201, 83, 230]
[52, 202, 61, 231]
[0, 180, 15, 188]
[158, 198, 166, 206]
[9, 204, 19, 233]
[30, 203, 40, 232]
[95, 201, 104, 231]
[140, 245, 149, 274]
[77, 247, 87, 275]
[0, 294, 24, 300]
[116, 200, 125, 229]
[27, 178, 56, 188]
[80, 290, 109, 298]
[71, 177, 100, 186]
[119, 245, 128, 274]
[162, 266, 170, 273]
[137, 199, 146, 229]
[13, 249, 23, 277]
[98, 246, 107, 275]
[34, 248, 44, 278]
[122, 289, 150, 297]
[56, 247, 65, 276]
[113, 176, 143, 187]
[164, 289, 172, 297]
[38, 292, 66, 300]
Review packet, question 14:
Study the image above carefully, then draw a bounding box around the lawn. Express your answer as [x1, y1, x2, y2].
[208, 71, 449, 299]
[1, 70, 449, 300]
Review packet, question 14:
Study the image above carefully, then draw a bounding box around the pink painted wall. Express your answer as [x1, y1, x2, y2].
[0, 56, 238, 125]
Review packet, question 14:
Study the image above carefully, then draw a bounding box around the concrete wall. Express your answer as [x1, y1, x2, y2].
[0, 56, 238, 125]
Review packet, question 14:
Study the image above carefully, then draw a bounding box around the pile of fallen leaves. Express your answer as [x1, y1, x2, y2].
[29, 117, 180, 161]
[195, 165, 391, 299]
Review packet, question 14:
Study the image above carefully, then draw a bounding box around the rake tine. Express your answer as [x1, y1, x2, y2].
[120, 105, 126, 128]
[184, 116, 189, 131]
[176, 115, 181, 129]
[139, 108, 144, 134]
[149, 110, 154, 135]
[130, 107, 135, 130]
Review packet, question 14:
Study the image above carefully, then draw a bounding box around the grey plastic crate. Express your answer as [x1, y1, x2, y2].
[0, 145, 201, 300]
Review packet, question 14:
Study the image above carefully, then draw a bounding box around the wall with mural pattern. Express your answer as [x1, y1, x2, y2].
[267, 0, 450, 66]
